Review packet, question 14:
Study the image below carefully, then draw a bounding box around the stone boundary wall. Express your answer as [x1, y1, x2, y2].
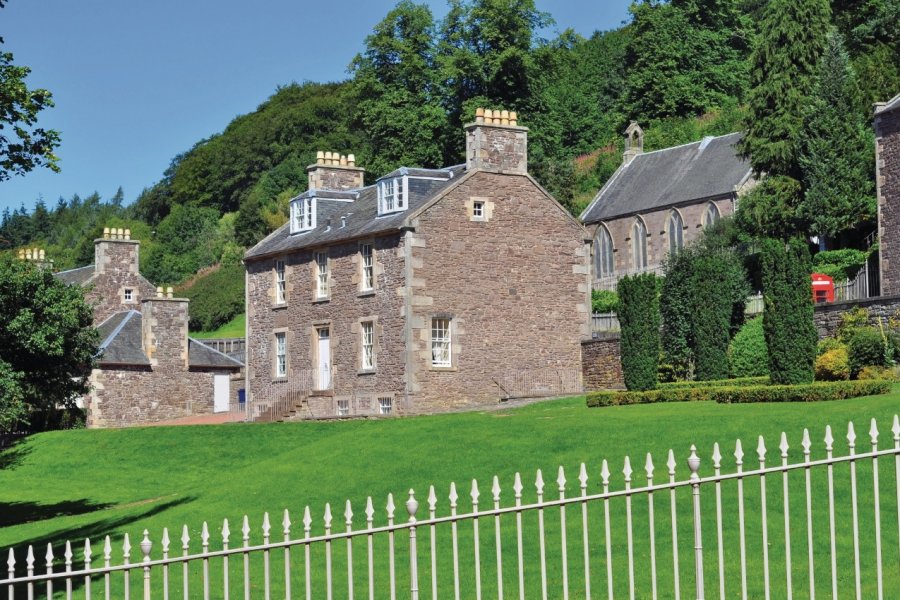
[581, 335, 624, 391]
[813, 294, 900, 338]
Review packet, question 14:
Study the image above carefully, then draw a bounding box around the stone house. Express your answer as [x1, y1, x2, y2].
[54, 229, 243, 427]
[243, 108, 589, 418]
[579, 124, 754, 289]
[876, 93, 900, 296]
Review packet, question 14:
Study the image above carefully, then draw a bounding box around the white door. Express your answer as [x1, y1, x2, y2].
[213, 374, 230, 413]
[318, 328, 331, 389]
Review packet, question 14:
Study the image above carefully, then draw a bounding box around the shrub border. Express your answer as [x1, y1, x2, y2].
[659, 376, 769, 390]
[586, 380, 892, 408]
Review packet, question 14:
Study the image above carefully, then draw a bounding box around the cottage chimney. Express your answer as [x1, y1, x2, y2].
[464, 107, 528, 174]
[623, 121, 644, 165]
[17, 247, 52, 269]
[307, 150, 365, 191]
[94, 225, 140, 276]
[141, 294, 190, 370]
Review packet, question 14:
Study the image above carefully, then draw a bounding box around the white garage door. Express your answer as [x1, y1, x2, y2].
[214, 375, 230, 413]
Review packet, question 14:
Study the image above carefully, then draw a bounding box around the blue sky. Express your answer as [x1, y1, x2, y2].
[0, 0, 632, 214]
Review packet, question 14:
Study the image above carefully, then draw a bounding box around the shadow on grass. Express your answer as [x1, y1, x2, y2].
[0, 499, 115, 528]
[0, 436, 31, 471]
[4, 496, 194, 593]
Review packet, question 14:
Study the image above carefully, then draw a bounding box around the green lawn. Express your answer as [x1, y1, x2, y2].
[3, 387, 900, 598]
[190, 312, 245, 339]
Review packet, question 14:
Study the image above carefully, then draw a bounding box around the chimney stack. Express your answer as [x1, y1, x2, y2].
[307, 150, 365, 192]
[141, 293, 190, 370]
[95, 224, 140, 276]
[465, 107, 528, 174]
[623, 121, 644, 165]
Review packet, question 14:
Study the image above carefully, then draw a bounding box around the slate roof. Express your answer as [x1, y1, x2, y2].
[580, 132, 751, 224]
[245, 165, 466, 260]
[54, 265, 95, 286]
[94, 311, 243, 369]
[876, 93, 900, 116]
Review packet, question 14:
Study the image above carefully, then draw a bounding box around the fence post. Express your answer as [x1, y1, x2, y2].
[688, 445, 704, 600]
[141, 530, 152, 600]
[407, 490, 420, 600]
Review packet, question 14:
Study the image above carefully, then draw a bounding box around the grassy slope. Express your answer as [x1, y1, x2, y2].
[3, 388, 900, 597]
[191, 312, 246, 339]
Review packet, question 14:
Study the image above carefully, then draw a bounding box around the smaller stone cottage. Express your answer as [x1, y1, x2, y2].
[580, 124, 754, 289]
[54, 228, 243, 427]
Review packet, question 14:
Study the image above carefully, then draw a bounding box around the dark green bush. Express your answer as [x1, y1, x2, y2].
[812, 248, 868, 281]
[761, 238, 817, 385]
[729, 317, 769, 377]
[180, 263, 246, 332]
[591, 289, 618, 313]
[847, 327, 889, 377]
[618, 273, 660, 391]
[659, 376, 769, 389]
[586, 379, 891, 407]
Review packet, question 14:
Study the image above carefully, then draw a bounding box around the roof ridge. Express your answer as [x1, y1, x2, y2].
[54, 264, 94, 275]
[188, 337, 245, 367]
[634, 131, 742, 159]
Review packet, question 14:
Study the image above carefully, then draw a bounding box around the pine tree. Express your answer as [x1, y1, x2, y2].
[618, 273, 661, 391]
[741, 0, 831, 180]
[798, 30, 876, 240]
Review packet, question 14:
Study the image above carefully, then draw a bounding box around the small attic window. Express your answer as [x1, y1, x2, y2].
[290, 197, 316, 234]
[378, 177, 407, 216]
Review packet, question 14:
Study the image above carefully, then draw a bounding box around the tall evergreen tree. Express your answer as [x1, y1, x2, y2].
[798, 30, 876, 240]
[741, 0, 831, 180]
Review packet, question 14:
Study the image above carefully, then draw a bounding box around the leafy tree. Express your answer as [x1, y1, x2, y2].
[741, 0, 831, 180]
[622, 0, 748, 121]
[798, 30, 876, 240]
[760, 238, 817, 385]
[349, 1, 448, 176]
[143, 204, 220, 284]
[618, 273, 660, 391]
[734, 175, 805, 240]
[0, 35, 60, 180]
[0, 256, 98, 432]
[178, 262, 246, 332]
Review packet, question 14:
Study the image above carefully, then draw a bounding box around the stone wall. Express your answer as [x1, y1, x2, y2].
[407, 170, 588, 412]
[87, 239, 156, 325]
[876, 104, 900, 296]
[581, 335, 624, 391]
[245, 234, 408, 418]
[813, 294, 900, 338]
[86, 365, 227, 428]
[586, 196, 734, 278]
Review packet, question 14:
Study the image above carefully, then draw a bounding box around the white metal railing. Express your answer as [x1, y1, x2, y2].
[4, 415, 900, 598]
[592, 265, 664, 291]
[245, 370, 317, 422]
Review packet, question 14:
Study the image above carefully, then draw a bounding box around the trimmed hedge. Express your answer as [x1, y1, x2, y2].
[729, 316, 769, 377]
[658, 376, 769, 389]
[618, 273, 660, 391]
[586, 379, 892, 407]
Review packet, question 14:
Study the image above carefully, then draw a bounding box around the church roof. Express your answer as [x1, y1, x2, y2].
[580, 132, 751, 224]
[875, 93, 900, 116]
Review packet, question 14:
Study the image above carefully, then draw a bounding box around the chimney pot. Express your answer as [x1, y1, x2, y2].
[157, 287, 163, 298]
[166, 287, 173, 299]
[118, 228, 125, 239]
[316, 150, 325, 164]
[509, 111, 518, 126]
[25, 249, 33, 260]
[475, 107, 485, 123]
[324, 151, 333, 163]
[347, 153, 355, 166]
[340, 154, 348, 166]
[17, 249, 24, 259]
[39, 249, 45, 260]
[485, 109, 495, 124]
[500, 110, 510, 125]
[103, 227, 110, 239]
[124, 229, 131, 240]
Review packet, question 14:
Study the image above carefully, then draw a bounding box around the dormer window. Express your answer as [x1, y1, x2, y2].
[378, 177, 407, 215]
[290, 197, 316, 234]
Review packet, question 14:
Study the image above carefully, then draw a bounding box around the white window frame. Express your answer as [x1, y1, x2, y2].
[632, 218, 648, 270]
[431, 317, 452, 367]
[377, 177, 407, 215]
[595, 225, 615, 279]
[668, 210, 684, 255]
[275, 260, 286, 304]
[473, 200, 484, 219]
[290, 197, 316, 233]
[703, 202, 721, 227]
[378, 396, 393, 415]
[124, 288, 133, 302]
[275, 332, 287, 378]
[361, 320, 375, 371]
[315, 251, 329, 299]
[336, 398, 350, 416]
[360, 243, 374, 291]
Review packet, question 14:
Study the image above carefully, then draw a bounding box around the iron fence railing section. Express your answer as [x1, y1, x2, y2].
[5, 415, 900, 598]
[493, 368, 583, 401]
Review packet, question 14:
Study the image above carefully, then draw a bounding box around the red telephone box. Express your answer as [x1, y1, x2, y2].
[811, 273, 835, 303]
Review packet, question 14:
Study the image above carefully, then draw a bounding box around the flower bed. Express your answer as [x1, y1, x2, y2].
[586, 379, 892, 407]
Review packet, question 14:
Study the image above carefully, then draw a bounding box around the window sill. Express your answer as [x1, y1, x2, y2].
[272, 376, 288, 383]
[357, 289, 376, 298]
[313, 297, 330, 304]
[271, 303, 287, 310]
[429, 365, 458, 372]
[357, 369, 377, 376]
[309, 389, 334, 397]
